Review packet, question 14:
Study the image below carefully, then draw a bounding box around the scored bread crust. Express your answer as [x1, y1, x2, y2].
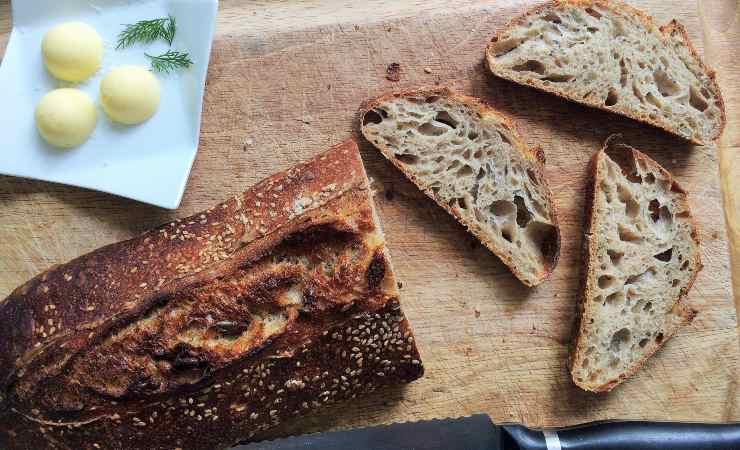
[570, 136, 701, 392]
[359, 86, 561, 287]
[0, 140, 424, 449]
[484, 0, 726, 145]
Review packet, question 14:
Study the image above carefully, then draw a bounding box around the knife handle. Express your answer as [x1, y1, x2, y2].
[501, 421, 740, 450]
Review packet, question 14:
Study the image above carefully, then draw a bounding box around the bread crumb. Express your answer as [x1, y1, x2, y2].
[386, 63, 401, 82]
[424, 67, 432, 74]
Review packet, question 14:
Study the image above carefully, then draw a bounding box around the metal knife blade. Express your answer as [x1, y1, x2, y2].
[234, 414, 740, 450]
[234, 414, 500, 450]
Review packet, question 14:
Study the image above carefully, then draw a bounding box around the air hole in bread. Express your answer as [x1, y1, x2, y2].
[418, 122, 449, 136]
[435, 111, 458, 129]
[395, 153, 420, 165]
[680, 260, 689, 271]
[645, 173, 656, 184]
[584, 7, 602, 19]
[501, 225, 513, 243]
[582, 357, 590, 368]
[618, 224, 641, 242]
[672, 279, 680, 287]
[598, 275, 616, 289]
[626, 267, 656, 285]
[607, 249, 624, 266]
[543, 73, 574, 83]
[648, 199, 660, 222]
[489, 38, 523, 57]
[363, 109, 385, 125]
[653, 247, 673, 262]
[610, 328, 631, 352]
[645, 92, 662, 109]
[425, 95, 440, 103]
[513, 196, 531, 228]
[605, 290, 624, 304]
[586, 26, 598, 33]
[616, 184, 639, 217]
[457, 165, 474, 177]
[606, 149, 642, 184]
[469, 131, 479, 140]
[655, 332, 664, 344]
[618, 59, 628, 87]
[643, 301, 653, 312]
[654, 70, 681, 97]
[490, 199, 516, 218]
[543, 11, 562, 23]
[512, 60, 546, 75]
[638, 338, 649, 348]
[689, 86, 708, 112]
[526, 221, 558, 263]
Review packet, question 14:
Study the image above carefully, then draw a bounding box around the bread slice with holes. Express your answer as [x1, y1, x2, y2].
[485, 0, 725, 145]
[570, 137, 701, 392]
[360, 87, 560, 286]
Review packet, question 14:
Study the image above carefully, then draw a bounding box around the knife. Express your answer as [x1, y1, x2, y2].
[235, 414, 740, 450]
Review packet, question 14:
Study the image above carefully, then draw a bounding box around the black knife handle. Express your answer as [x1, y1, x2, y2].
[501, 421, 740, 450]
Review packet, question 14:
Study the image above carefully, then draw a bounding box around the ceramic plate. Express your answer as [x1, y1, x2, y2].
[0, 0, 217, 209]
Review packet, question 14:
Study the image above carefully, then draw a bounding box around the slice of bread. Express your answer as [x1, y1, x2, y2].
[485, 1, 725, 145]
[360, 87, 560, 286]
[571, 136, 701, 392]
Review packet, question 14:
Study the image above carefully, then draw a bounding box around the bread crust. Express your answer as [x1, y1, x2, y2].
[569, 135, 701, 392]
[0, 140, 423, 449]
[484, 0, 726, 145]
[359, 86, 561, 287]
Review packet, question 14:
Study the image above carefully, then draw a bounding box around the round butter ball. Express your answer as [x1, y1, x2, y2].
[35, 88, 97, 148]
[42, 22, 103, 82]
[100, 66, 161, 125]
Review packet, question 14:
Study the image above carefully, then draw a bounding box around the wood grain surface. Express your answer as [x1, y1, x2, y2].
[0, 0, 738, 439]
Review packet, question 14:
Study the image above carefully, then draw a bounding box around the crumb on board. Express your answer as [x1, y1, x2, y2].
[424, 67, 432, 74]
[386, 63, 401, 82]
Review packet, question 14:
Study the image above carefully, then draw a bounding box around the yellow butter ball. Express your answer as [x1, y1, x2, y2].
[42, 22, 103, 82]
[100, 65, 161, 125]
[35, 88, 97, 148]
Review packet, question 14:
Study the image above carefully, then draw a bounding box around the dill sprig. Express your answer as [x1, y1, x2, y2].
[146, 50, 194, 73]
[116, 16, 177, 49]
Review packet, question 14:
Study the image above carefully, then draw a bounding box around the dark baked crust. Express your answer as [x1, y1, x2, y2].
[569, 136, 700, 392]
[0, 140, 423, 449]
[359, 86, 561, 287]
[484, 0, 726, 145]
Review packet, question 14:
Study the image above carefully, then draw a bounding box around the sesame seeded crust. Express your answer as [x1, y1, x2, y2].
[0, 140, 423, 449]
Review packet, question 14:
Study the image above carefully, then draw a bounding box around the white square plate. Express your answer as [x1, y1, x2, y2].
[0, 0, 218, 209]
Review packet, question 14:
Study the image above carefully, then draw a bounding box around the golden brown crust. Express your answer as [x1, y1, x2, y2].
[0, 140, 423, 449]
[569, 136, 700, 393]
[484, 0, 726, 145]
[359, 86, 561, 287]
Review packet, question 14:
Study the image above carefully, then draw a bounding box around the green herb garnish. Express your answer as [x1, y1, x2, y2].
[116, 16, 177, 49]
[146, 50, 194, 73]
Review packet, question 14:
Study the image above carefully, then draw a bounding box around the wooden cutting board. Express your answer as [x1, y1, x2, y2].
[0, 0, 738, 437]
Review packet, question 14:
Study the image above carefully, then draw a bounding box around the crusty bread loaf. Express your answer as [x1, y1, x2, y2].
[359, 87, 560, 286]
[485, 0, 725, 145]
[570, 136, 701, 392]
[0, 140, 423, 450]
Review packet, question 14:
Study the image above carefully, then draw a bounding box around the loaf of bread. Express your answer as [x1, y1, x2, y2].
[359, 87, 560, 286]
[570, 137, 700, 392]
[0, 140, 424, 449]
[485, 0, 725, 145]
